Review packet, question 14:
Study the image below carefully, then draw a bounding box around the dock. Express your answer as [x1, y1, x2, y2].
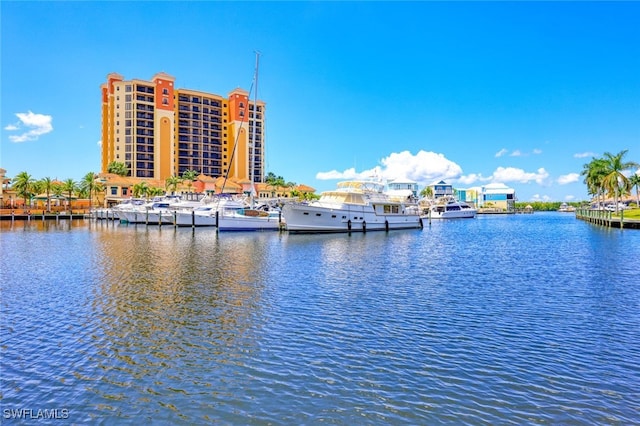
[0, 211, 89, 221]
[576, 209, 640, 229]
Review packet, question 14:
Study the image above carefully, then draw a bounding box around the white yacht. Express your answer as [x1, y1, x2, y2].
[217, 203, 282, 231]
[174, 196, 246, 227]
[421, 197, 476, 219]
[282, 180, 423, 233]
[120, 196, 181, 224]
[102, 198, 146, 220]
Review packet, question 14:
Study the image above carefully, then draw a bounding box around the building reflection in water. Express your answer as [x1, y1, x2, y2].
[79, 225, 272, 404]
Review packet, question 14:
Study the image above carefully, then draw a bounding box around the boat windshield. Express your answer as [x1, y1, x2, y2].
[336, 181, 384, 193]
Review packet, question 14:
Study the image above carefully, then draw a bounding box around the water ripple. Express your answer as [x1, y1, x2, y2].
[1, 216, 639, 424]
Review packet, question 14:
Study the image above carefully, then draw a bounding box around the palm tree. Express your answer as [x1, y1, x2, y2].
[62, 179, 77, 212]
[181, 170, 198, 193]
[107, 161, 129, 177]
[581, 157, 608, 208]
[165, 175, 182, 194]
[132, 181, 149, 199]
[420, 186, 434, 199]
[80, 172, 98, 211]
[52, 183, 64, 200]
[12, 171, 34, 210]
[629, 172, 640, 208]
[31, 180, 44, 209]
[601, 150, 639, 212]
[265, 172, 286, 197]
[40, 177, 54, 212]
[93, 181, 105, 208]
[145, 186, 163, 197]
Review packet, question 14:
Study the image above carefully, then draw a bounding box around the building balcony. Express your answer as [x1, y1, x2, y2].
[136, 85, 154, 94]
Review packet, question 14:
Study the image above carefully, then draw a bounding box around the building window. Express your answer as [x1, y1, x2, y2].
[163, 88, 168, 95]
[162, 98, 169, 105]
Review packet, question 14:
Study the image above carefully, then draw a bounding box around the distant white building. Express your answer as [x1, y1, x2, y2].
[473, 183, 516, 211]
[387, 179, 419, 198]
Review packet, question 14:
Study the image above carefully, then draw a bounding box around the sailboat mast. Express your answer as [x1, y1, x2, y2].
[250, 51, 260, 204]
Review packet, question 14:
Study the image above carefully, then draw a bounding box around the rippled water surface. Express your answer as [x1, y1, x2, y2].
[2, 214, 639, 424]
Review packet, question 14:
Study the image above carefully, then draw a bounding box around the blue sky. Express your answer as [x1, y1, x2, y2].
[2, 1, 639, 202]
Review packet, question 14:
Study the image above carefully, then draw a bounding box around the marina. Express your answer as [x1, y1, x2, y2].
[2, 212, 639, 424]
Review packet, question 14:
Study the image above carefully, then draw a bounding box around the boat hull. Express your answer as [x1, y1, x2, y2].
[120, 210, 173, 224]
[282, 203, 422, 233]
[425, 210, 476, 219]
[174, 211, 217, 227]
[217, 216, 281, 231]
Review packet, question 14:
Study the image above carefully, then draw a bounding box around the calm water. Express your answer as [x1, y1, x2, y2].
[1, 213, 639, 424]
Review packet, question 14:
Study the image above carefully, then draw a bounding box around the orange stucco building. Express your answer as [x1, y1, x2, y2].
[100, 73, 265, 184]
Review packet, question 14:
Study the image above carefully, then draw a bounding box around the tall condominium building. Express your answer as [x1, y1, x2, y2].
[100, 72, 265, 183]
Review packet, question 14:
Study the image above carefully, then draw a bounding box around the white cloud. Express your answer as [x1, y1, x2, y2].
[557, 173, 580, 185]
[97, 140, 102, 147]
[574, 151, 597, 159]
[316, 150, 463, 186]
[565, 195, 576, 201]
[6, 111, 53, 143]
[316, 167, 360, 180]
[380, 150, 462, 183]
[531, 193, 551, 202]
[497, 148, 541, 158]
[491, 166, 549, 185]
[457, 173, 489, 185]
